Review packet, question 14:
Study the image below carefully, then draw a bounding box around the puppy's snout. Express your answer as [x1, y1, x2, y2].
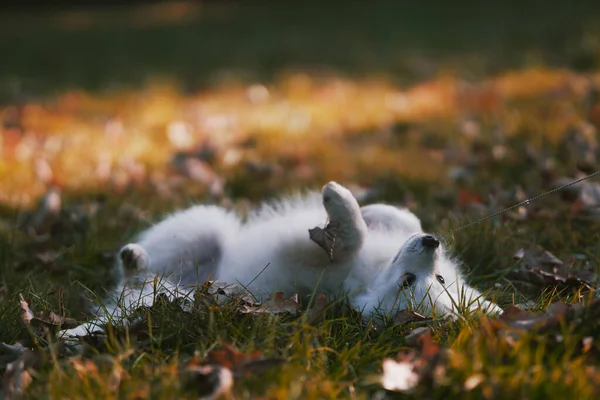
[421, 235, 440, 249]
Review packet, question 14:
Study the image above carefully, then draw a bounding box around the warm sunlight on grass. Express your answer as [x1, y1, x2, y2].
[1, 68, 598, 206]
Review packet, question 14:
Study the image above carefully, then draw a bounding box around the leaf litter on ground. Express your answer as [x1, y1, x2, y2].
[509, 245, 597, 293]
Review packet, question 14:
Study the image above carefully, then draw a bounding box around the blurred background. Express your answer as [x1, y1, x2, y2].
[2, 0, 600, 228]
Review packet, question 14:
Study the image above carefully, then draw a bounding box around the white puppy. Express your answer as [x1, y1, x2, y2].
[62, 182, 500, 337]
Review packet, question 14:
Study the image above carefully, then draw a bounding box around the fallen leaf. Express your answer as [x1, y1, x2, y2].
[241, 292, 300, 316]
[203, 280, 257, 305]
[508, 247, 595, 293]
[18, 294, 34, 326]
[493, 299, 600, 337]
[497, 306, 555, 331]
[394, 309, 432, 326]
[513, 245, 563, 273]
[31, 311, 78, 334]
[309, 221, 341, 261]
[514, 268, 594, 292]
[380, 358, 420, 392]
[18, 294, 78, 338]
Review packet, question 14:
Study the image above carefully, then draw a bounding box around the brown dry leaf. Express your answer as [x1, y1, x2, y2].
[394, 309, 432, 326]
[480, 299, 600, 360]
[0, 286, 7, 300]
[509, 246, 595, 293]
[241, 292, 300, 316]
[203, 280, 257, 305]
[494, 299, 600, 337]
[18, 294, 78, 338]
[309, 221, 341, 262]
[496, 306, 556, 331]
[18, 294, 34, 326]
[31, 311, 78, 334]
[305, 294, 329, 325]
[513, 245, 563, 273]
[508, 267, 594, 293]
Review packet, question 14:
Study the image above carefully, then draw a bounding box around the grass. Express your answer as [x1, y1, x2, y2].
[2, 2, 600, 399]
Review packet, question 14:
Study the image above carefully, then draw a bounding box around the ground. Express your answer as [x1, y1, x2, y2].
[2, 2, 600, 399]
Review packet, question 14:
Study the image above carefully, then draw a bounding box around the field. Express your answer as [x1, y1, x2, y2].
[2, 2, 600, 399]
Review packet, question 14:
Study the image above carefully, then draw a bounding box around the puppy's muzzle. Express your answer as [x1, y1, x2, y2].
[421, 235, 440, 249]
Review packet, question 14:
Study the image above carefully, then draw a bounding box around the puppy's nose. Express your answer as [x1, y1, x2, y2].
[421, 235, 440, 249]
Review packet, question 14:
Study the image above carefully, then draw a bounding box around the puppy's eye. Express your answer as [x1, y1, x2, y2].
[401, 273, 416, 289]
[436, 275, 445, 285]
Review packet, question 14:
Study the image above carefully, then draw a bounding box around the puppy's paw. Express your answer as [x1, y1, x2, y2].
[119, 243, 150, 271]
[59, 321, 105, 339]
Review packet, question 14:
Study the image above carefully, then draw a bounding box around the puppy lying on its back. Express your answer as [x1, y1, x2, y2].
[62, 182, 501, 337]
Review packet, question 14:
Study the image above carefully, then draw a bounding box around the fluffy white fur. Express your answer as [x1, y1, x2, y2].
[348, 233, 503, 321]
[61, 182, 501, 337]
[360, 203, 422, 235]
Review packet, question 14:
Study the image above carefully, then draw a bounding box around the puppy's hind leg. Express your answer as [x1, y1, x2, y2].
[133, 205, 241, 284]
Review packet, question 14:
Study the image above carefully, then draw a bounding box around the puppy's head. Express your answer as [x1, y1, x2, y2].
[390, 233, 444, 290]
